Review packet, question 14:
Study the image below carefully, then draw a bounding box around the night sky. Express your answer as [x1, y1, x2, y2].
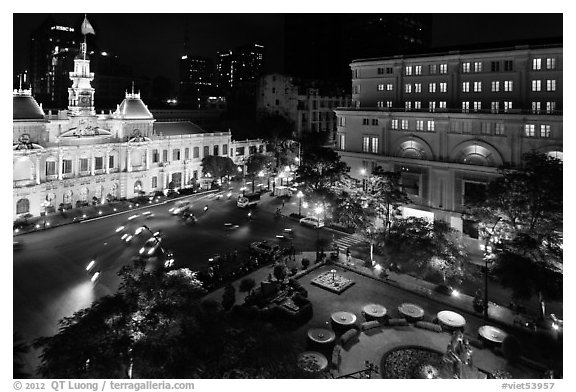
[13, 13, 562, 85]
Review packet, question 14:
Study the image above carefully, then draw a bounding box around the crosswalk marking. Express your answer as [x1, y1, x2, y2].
[333, 233, 365, 251]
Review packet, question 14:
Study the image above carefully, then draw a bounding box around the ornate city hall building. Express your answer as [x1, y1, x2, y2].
[335, 43, 563, 232]
[13, 39, 264, 221]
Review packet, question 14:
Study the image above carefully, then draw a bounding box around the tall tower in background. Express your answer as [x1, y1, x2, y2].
[216, 43, 265, 91]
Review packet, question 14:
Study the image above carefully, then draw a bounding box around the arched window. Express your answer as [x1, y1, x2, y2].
[16, 199, 30, 214]
[547, 151, 563, 161]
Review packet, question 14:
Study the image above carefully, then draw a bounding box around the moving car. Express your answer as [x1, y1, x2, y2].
[169, 201, 191, 215]
[299, 216, 324, 228]
[139, 236, 162, 256]
[237, 193, 260, 208]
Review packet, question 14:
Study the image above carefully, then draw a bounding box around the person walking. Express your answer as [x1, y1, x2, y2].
[346, 247, 351, 264]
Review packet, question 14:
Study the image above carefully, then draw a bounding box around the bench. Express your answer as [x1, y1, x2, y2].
[340, 328, 360, 347]
[415, 321, 443, 333]
[387, 318, 409, 327]
[331, 344, 342, 369]
[360, 320, 381, 331]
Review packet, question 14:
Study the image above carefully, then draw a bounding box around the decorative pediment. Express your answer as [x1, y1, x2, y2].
[60, 125, 112, 138]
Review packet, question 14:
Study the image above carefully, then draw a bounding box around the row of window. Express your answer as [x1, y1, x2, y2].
[391, 119, 435, 132]
[392, 79, 558, 94]
[45, 156, 116, 176]
[524, 124, 552, 138]
[405, 64, 448, 75]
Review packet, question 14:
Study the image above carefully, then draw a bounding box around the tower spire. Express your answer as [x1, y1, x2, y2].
[132, 81, 135, 95]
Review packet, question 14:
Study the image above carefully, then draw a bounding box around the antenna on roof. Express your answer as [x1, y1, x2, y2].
[19, 74, 22, 91]
[131, 81, 135, 95]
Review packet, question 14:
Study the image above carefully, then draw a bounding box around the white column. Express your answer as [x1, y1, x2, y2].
[105, 150, 110, 174]
[58, 150, 63, 180]
[127, 148, 132, 172]
[90, 150, 95, 176]
[35, 156, 41, 184]
[145, 148, 150, 170]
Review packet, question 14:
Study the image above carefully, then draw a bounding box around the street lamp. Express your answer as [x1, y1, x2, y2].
[480, 218, 502, 320]
[360, 168, 367, 191]
[297, 191, 304, 217]
[315, 206, 323, 259]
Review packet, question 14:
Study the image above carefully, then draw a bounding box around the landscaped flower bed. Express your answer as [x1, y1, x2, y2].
[381, 346, 445, 379]
[310, 271, 355, 294]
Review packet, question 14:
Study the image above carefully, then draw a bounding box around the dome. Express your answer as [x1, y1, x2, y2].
[13, 91, 45, 120]
[114, 93, 153, 120]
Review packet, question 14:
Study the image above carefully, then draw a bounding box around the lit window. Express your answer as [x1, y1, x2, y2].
[362, 137, 370, 152]
[401, 119, 409, 130]
[386, 100, 393, 108]
[524, 124, 536, 137]
[504, 81, 513, 92]
[491, 101, 499, 113]
[546, 101, 556, 114]
[339, 134, 346, 150]
[474, 61, 482, 72]
[491, 81, 500, 92]
[531, 80, 541, 92]
[386, 83, 393, 91]
[473, 81, 482, 92]
[415, 65, 422, 75]
[462, 82, 470, 92]
[504, 101, 513, 112]
[80, 158, 89, 172]
[429, 83, 436, 93]
[414, 101, 421, 109]
[532, 58, 542, 70]
[414, 83, 422, 93]
[377, 101, 384, 108]
[495, 123, 504, 135]
[440, 64, 448, 74]
[370, 137, 379, 153]
[439, 101, 447, 109]
[416, 120, 424, 131]
[532, 102, 541, 114]
[473, 101, 482, 111]
[45, 160, 56, 176]
[429, 101, 436, 112]
[540, 124, 551, 138]
[405, 66, 413, 75]
[440, 82, 447, 93]
[481, 123, 491, 135]
[391, 119, 399, 130]
[546, 58, 556, 70]
[405, 84, 412, 93]
[462, 101, 470, 113]
[546, 80, 556, 91]
[377, 84, 385, 91]
[429, 64, 437, 74]
[462, 62, 471, 73]
[405, 101, 412, 110]
[427, 120, 435, 131]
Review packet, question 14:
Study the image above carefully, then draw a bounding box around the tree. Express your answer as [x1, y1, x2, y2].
[333, 191, 371, 231]
[365, 167, 410, 236]
[273, 263, 287, 282]
[201, 156, 237, 183]
[14, 333, 30, 378]
[295, 146, 350, 194]
[469, 152, 563, 313]
[239, 278, 256, 295]
[381, 217, 468, 284]
[255, 112, 295, 169]
[246, 153, 274, 192]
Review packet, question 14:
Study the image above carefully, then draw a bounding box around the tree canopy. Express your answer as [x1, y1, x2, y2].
[201, 155, 237, 181]
[295, 146, 350, 194]
[365, 166, 411, 232]
[246, 153, 274, 177]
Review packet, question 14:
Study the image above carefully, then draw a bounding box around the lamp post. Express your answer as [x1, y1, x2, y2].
[481, 218, 502, 320]
[258, 171, 264, 192]
[315, 206, 323, 259]
[360, 168, 367, 192]
[297, 191, 304, 217]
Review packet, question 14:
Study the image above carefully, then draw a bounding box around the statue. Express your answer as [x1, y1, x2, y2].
[443, 331, 474, 378]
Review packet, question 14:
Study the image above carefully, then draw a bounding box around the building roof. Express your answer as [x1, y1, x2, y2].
[154, 121, 209, 136]
[13, 92, 45, 120]
[114, 94, 153, 120]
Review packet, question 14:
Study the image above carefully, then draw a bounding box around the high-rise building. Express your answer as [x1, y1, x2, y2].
[179, 55, 216, 108]
[216, 43, 265, 90]
[284, 14, 431, 87]
[335, 43, 562, 236]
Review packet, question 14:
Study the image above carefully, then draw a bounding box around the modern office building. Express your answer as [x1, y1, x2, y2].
[178, 55, 216, 107]
[13, 36, 265, 221]
[335, 43, 562, 233]
[216, 43, 265, 90]
[257, 73, 352, 141]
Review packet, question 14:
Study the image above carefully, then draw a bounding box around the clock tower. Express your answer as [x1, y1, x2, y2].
[67, 16, 96, 116]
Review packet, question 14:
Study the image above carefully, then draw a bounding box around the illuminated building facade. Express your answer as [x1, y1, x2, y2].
[216, 43, 265, 90]
[335, 43, 562, 233]
[178, 55, 216, 107]
[13, 34, 264, 220]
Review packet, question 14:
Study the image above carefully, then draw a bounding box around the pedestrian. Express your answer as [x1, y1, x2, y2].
[346, 247, 351, 264]
[282, 200, 285, 208]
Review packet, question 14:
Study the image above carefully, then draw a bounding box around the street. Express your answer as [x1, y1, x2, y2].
[13, 184, 343, 374]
